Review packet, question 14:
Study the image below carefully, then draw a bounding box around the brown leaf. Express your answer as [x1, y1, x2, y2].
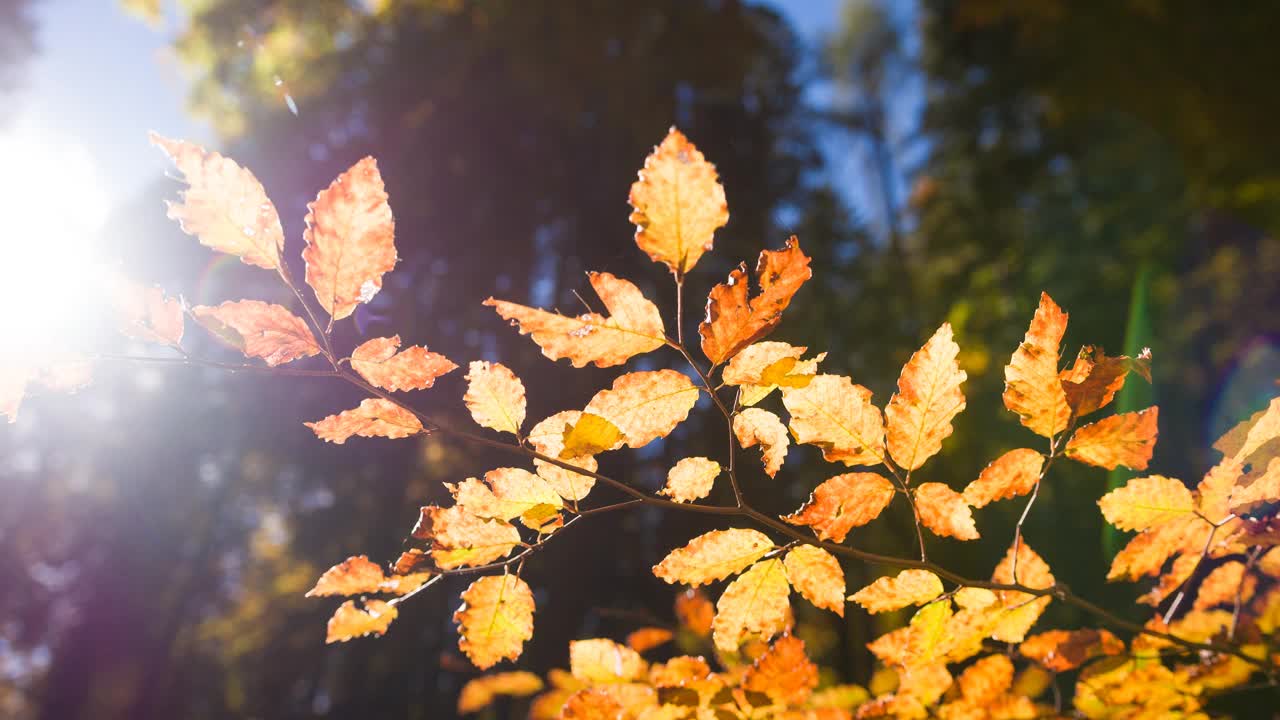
[305, 398, 422, 443]
[699, 236, 812, 366]
[885, 323, 967, 471]
[485, 272, 665, 368]
[582, 370, 699, 448]
[1003, 292, 1070, 438]
[850, 570, 944, 614]
[784, 473, 896, 543]
[326, 599, 397, 643]
[915, 483, 978, 541]
[733, 407, 789, 478]
[963, 448, 1044, 508]
[782, 374, 886, 466]
[455, 575, 535, 669]
[743, 635, 818, 705]
[151, 133, 284, 270]
[653, 528, 775, 586]
[1065, 407, 1159, 470]
[350, 335, 455, 391]
[783, 545, 846, 616]
[659, 457, 721, 503]
[628, 127, 728, 278]
[1019, 629, 1124, 672]
[712, 557, 791, 652]
[463, 361, 526, 435]
[1059, 346, 1151, 419]
[193, 300, 320, 366]
[302, 157, 397, 320]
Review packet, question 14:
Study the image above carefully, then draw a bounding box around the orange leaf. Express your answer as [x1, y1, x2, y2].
[1214, 396, 1280, 463]
[412, 505, 521, 570]
[712, 557, 791, 652]
[1193, 561, 1255, 610]
[307, 555, 431, 597]
[111, 280, 184, 346]
[885, 323, 967, 471]
[1098, 475, 1194, 531]
[455, 575, 535, 669]
[956, 654, 1013, 705]
[850, 569, 944, 614]
[963, 448, 1044, 508]
[783, 545, 846, 616]
[659, 456, 721, 503]
[1003, 292, 1070, 438]
[742, 635, 818, 705]
[1065, 407, 1159, 470]
[915, 482, 978, 541]
[485, 272, 665, 368]
[699, 236, 812, 366]
[325, 599, 397, 643]
[305, 398, 422, 443]
[151, 133, 284, 270]
[557, 689, 624, 720]
[527, 410, 598, 501]
[463, 361, 526, 435]
[582, 370, 699, 448]
[193, 300, 320, 366]
[570, 638, 646, 683]
[675, 589, 714, 637]
[653, 528, 775, 586]
[628, 127, 728, 278]
[457, 671, 543, 715]
[350, 335, 455, 391]
[1018, 629, 1124, 672]
[782, 374, 886, 466]
[1107, 514, 1206, 581]
[733, 407, 789, 477]
[625, 627, 673, 654]
[1229, 457, 1280, 513]
[990, 542, 1055, 642]
[302, 157, 397, 320]
[1059, 346, 1151, 419]
[784, 473, 896, 543]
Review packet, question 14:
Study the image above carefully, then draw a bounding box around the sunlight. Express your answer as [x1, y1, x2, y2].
[0, 130, 110, 359]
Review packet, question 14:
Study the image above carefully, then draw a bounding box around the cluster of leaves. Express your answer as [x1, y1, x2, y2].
[9, 127, 1280, 718]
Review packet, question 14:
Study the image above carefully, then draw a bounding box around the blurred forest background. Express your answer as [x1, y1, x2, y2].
[3, 0, 1280, 717]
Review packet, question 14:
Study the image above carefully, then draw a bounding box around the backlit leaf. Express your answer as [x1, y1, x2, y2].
[628, 127, 728, 278]
[302, 156, 397, 320]
[1018, 629, 1124, 672]
[582, 370, 699, 448]
[326, 599, 397, 643]
[306, 555, 431, 597]
[1228, 457, 1280, 513]
[485, 272, 665, 368]
[305, 398, 422, 443]
[413, 506, 521, 570]
[712, 558, 791, 652]
[963, 448, 1044, 508]
[957, 654, 1013, 705]
[455, 575, 535, 669]
[463, 361, 526, 435]
[527, 410, 598, 501]
[457, 671, 544, 715]
[742, 635, 818, 705]
[193, 300, 321, 366]
[782, 374, 886, 466]
[699, 236, 812, 366]
[733, 408, 789, 477]
[990, 542, 1055, 642]
[885, 323, 967, 471]
[1107, 514, 1206, 581]
[450, 468, 563, 525]
[915, 483, 979, 541]
[659, 456, 721, 503]
[783, 545, 845, 616]
[1193, 561, 1254, 610]
[350, 335, 455, 391]
[675, 589, 714, 637]
[560, 413, 624, 458]
[850, 570, 943, 614]
[1215, 396, 1280, 463]
[111, 280, 184, 346]
[1059, 346, 1151, 419]
[625, 628, 673, 654]
[1003, 292, 1070, 438]
[1098, 475, 1194, 531]
[558, 689, 624, 720]
[723, 341, 823, 406]
[653, 528, 775, 586]
[1065, 406, 1160, 471]
[784, 473, 896, 543]
[570, 638, 646, 683]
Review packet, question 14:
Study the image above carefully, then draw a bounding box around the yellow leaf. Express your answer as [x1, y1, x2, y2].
[1098, 475, 1194, 531]
[151, 133, 284, 270]
[885, 323, 967, 471]
[782, 374, 886, 466]
[1107, 514, 1206, 581]
[659, 456, 721, 503]
[350, 335, 456, 391]
[450, 468, 563, 525]
[306, 555, 431, 597]
[560, 413, 624, 458]
[527, 410, 598, 501]
[1193, 561, 1255, 610]
[712, 558, 791, 652]
[454, 574, 535, 670]
[963, 448, 1044, 508]
[463, 361, 526, 435]
[723, 341, 823, 406]
[1064, 407, 1159, 471]
[1003, 292, 1070, 438]
[325, 599, 397, 643]
[742, 635, 818, 705]
[485, 272, 665, 368]
[784, 473, 896, 543]
[412, 506, 520, 570]
[627, 127, 728, 278]
[193, 300, 320, 366]
[305, 398, 422, 443]
[989, 542, 1055, 642]
[850, 570, 943, 614]
[783, 545, 845, 616]
[570, 638, 646, 683]
[915, 483, 979, 541]
[699, 236, 812, 366]
[457, 671, 544, 715]
[652, 528, 775, 586]
[302, 156, 397, 320]
[582, 370, 699, 448]
[733, 408, 789, 477]
[1228, 457, 1280, 513]
[1216, 396, 1280, 463]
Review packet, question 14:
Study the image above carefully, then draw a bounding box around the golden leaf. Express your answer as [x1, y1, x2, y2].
[648, 655, 712, 688]
[110, 280, 184, 346]
[151, 133, 284, 270]
[1003, 292, 1070, 438]
[350, 335, 456, 391]
[652, 528, 775, 586]
[527, 410, 598, 501]
[885, 323, 967, 471]
[784, 472, 896, 543]
[1107, 514, 1207, 581]
[306, 555, 431, 597]
[963, 448, 1044, 508]
[557, 689, 625, 720]
[463, 361, 526, 435]
[1193, 561, 1255, 610]
[850, 570, 944, 614]
[675, 589, 714, 637]
[989, 542, 1055, 642]
[1059, 346, 1151, 419]
[733, 407, 789, 477]
[699, 236, 812, 366]
[742, 635, 818, 705]
[302, 157, 397, 320]
[485, 272, 665, 368]
[582, 370, 699, 448]
[1216, 396, 1280, 463]
[915, 483, 979, 541]
[782, 374, 886, 466]
[193, 300, 321, 366]
[722, 341, 823, 406]
[455, 574, 535, 670]
[628, 127, 728, 278]
[1098, 475, 1194, 531]
[450, 468, 563, 526]
[560, 413, 624, 458]
[1064, 407, 1159, 470]
[570, 638, 646, 683]
[1228, 457, 1280, 513]
[457, 671, 544, 715]
[712, 557, 791, 652]
[325, 599, 397, 643]
[412, 506, 521, 570]
[625, 627, 673, 654]
[957, 654, 1013, 705]
[305, 398, 422, 443]
[1018, 629, 1124, 672]
[783, 545, 846, 616]
[659, 456, 722, 503]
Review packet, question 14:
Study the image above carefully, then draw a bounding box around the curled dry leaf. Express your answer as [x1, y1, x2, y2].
[963, 448, 1044, 508]
[990, 542, 1056, 643]
[412, 505, 521, 570]
[628, 127, 728, 278]
[350, 335, 455, 391]
[527, 410, 597, 501]
[782, 374, 886, 466]
[485, 272, 664, 368]
[884, 323, 967, 471]
[784, 472, 896, 543]
[150, 133, 284, 270]
[456, 671, 543, 715]
[1018, 629, 1124, 672]
[582, 369, 699, 448]
[733, 407, 789, 477]
[1003, 292, 1070, 438]
[914, 483, 979, 541]
[193, 300, 320, 366]
[326, 599, 397, 643]
[306, 555, 431, 597]
[742, 635, 818, 705]
[712, 557, 791, 652]
[455, 574, 535, 670]
[699, 236, 812, 366]
[782, 545, 845, 616]
[652, 528, 775, 586]
[850, 570, 944, 614]
[570, 638, 647, 683]
[305, 398, 423, 443]
[1065, 407, 1159, 470]
[463, 361, 526, 435]
[1098, 475, 1194, 531]
[659, 456, 721, 503]
[110, 279, 184, 346]
[625, 627, 673, 654]
[1059, 346, 1151, 419]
